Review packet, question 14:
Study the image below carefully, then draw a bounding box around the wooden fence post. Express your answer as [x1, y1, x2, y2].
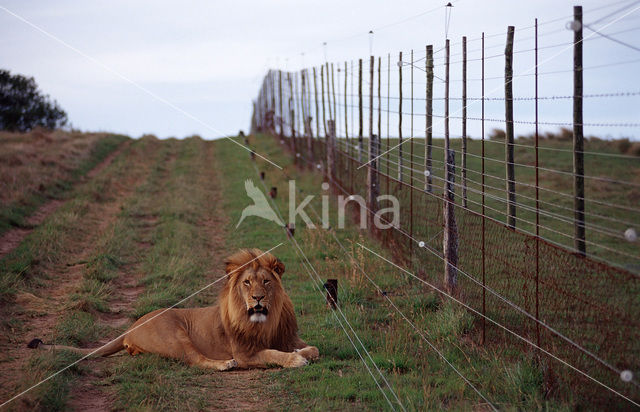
[462, 36, 468, 208]
[303, 70, 314, 167]
[443, 39, 458, 294]
[331, 63, 337, 126]
[505, 26, 516, 229]
[443, 149, 459, 295]
[358, 58, 364, 162]
[481, 32, 486, 344]
[368, 133, 380, 233]
[367, 55, 378, 232]
[326, 62, 333, 127]
[426, 45, 433, 192]
[287, 73, 296, 159]
[398, 51, 403, 183]
[378, 56, 382, 148]
[345, 61, 350, 172]
[321, 65, 327, 137]
[344, 61, 349, 141]
[573, 6, 586, 255]
[313, 67, 320, 140]
[279, 70, 284, 137]
[327, 120, 336, 183]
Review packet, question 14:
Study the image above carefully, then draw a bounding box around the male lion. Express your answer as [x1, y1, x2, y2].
[28, 249, 319, 370]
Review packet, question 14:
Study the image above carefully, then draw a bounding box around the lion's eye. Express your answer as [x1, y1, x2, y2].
[263, 279, 270, 285]
[243, 280, 250, 286]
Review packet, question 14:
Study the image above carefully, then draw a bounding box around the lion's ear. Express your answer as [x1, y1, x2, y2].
[273, 259, 285, 277]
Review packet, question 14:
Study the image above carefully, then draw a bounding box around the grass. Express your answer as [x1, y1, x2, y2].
[215, 134, 584, 410]
[1, 132, 636, 410]
[0, 129, 127, 236]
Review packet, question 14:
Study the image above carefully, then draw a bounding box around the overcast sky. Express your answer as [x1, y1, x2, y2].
[1, 0, 639, 140]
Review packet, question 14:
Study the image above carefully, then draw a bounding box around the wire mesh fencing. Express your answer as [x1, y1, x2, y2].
[250, 3, 640, 407]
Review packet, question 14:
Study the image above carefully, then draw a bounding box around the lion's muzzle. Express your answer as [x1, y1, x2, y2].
[248, 305, 269, 323]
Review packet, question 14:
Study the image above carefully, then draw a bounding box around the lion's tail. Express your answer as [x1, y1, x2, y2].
[27, 335, 125, 358]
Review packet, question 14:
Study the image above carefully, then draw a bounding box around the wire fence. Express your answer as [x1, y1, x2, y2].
[250, 3, 640, 407]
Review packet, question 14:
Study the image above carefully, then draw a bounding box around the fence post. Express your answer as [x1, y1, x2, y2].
[278, 70, 284, 137]
[270, 71, 276, 133]
[368, 133, 380, 233]
[303, 70, 314, 167]
[287, 73, 296, 160]
[398, 51, 403, 183]
[573, 5, 586, 256]
[481, 32, 486, 344]
[331, 63, 337, 126]
[326, 62, 333, 130]
[534, 18, 541, 349]
[505, 26, 516, 229]
[321, 65, 327, 137]
[345, 61, 349, 171]
[301, 70, 306, 134]
[410, 49, 414, 259]
[462, 36, 468, 208]
[378, 56, 382, 199]
[367, 56, 378, 232]
[313, 67, 320, 140]
[358, 58, 364, 162]
[443, 39, 458, 295]
[344, 61, 349, 142]
[327, 120, 336, 184]
[426, 45, 433, 192]
[444, 149, 459, 295]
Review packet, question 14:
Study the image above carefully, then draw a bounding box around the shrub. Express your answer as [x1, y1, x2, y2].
[0, 69, 67, 131]
[489, 128, 506, 140]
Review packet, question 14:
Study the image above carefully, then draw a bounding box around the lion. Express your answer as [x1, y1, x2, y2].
[28, 249, 319, 370]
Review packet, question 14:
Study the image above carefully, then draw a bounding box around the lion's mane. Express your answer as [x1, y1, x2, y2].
[219, 249, 299, 353]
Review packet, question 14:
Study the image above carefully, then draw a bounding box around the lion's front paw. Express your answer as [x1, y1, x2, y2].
[284, 353, 308, 368]
[218, 359, 238, 371]
[297, 346, 319, 361]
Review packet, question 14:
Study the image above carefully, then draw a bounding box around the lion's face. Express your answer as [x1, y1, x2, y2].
[223, 249, 287, 329]
[237, 265, 279, 323]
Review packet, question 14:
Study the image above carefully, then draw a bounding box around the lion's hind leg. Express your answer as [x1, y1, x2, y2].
[176, 330, 237, 371]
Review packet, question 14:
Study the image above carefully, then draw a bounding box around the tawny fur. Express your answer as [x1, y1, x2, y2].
[28, 249, 319, 370]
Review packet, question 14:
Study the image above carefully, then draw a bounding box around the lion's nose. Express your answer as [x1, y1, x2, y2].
[252, 295, 265, 302]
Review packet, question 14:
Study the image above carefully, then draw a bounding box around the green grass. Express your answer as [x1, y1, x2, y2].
[3, 132, 635, 410]
[217, 132, 638, 410]
[215, 135, 572, 410]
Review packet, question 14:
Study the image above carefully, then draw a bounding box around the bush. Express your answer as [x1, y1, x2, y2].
[0, 69, 67, 132]
[617, 138, 632, 154]
[626, 142, 640, 157]
[489, 128, 506, 140]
